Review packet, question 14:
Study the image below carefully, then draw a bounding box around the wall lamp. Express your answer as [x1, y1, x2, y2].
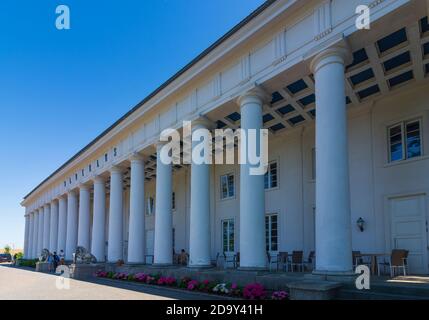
[356, 217, 365, 232]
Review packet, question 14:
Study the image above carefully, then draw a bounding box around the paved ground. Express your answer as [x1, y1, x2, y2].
[0, 263, 222, 300]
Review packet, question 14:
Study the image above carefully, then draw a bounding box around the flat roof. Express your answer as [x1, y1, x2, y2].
[23, 0, 277, 201]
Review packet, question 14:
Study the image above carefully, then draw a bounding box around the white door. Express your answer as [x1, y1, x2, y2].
[145, 229, 154, 264]
[389, 195, 428, 274]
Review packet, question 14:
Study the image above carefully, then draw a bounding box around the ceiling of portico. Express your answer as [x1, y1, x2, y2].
[204, 3, 429, 137]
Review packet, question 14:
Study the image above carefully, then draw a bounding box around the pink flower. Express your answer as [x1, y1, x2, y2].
[243, 283, 266, 300]
[272, 291, 288, 300]
[231, 283, 238, 290]
[187, 280, 199, 291]
[134, 273, 148, 282]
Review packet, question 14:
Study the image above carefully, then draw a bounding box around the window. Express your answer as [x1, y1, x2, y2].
[172, 192, 176, 210]
[388, 119, 422, 162]
[97, 160, 100, 168]
[147, 197, 155, 215]
[220, 173, 235, 199]
[64, 181, 66, 187]
[222, 219, 235, 253]
[104, 153, 108, 162]
[264, 161, 278, 189]
[81, 169, 84, 177]
[75, 174, 78, 181]
[89, 164, 92, 172]
[265, 214, 278, 252]
[114, 148, 117, 157]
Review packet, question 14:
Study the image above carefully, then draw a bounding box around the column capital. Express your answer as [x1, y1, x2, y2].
[92, 175, 105, 184]
[67, 190, 77, 197]
[43, 203, 51, 209]
[78, 183, 91, 191]
[110, 165, 124, 174]
[309, 44, 352, 74]
[191, 116, 215, 131]
[129, 151, 145, 162]
[237, 86, 269, 107]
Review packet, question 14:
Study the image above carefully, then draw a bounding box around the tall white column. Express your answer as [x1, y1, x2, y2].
[28, 213, 34, 259]
[49, 200, 59, 253]
[128, 154, 146, 264]
[33, 211, 39, 258]
[108, 167, 124, 262]
[65, 191, 78, 260]
[57, 196, 67, 254]
[77, 185, 91, 250]
[189, 119, 212, 268]
[24, 214, 30, 259]
[92, 176, 106, 262]
[43, 204, 51, 250]
[154, 142, 173, 265]
[310, 46, 353, 275]
[37, 208, 44, 255]
[238, 88, 267, 269]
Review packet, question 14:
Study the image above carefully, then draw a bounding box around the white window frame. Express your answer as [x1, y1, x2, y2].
[221, 219, 235, 253]
[264, 160, 279, 190]
[265, 213, 279, 253]
[387, 118, 423, 163]
[220, 173, 235, 200]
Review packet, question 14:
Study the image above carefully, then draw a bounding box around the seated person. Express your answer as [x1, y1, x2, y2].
[179, 249, 188, 265]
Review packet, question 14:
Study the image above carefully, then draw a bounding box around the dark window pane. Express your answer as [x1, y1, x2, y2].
[390, 143, 403, 162]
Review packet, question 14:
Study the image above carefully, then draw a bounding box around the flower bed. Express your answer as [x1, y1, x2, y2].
[94, 270, 289, 300]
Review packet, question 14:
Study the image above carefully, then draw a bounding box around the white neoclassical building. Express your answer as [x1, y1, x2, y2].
[22, 0, 429, 276]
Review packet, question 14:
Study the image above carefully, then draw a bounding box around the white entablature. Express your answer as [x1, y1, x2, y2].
[22, 0, 410, 209]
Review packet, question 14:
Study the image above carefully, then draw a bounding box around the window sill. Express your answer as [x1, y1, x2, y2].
[265, 186, 280, 192]
[384, 155, 429, 168]
[219, 196, 236, 202]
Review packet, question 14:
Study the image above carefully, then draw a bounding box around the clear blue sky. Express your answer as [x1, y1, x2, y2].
[0, 0, 265, 249]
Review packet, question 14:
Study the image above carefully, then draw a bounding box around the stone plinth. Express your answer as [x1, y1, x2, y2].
[70, 263, 105, 280]
[288, 280, 342, 300]
[36, 262, 50, 273]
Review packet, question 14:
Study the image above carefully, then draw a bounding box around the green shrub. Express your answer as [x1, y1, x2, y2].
[18, 259, 37, 268]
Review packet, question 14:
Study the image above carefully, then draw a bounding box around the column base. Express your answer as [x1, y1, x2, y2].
[187, 264, 214, 270]
[125, 262, 146, 266]
[150, 263, 174, 268]
[307, 270, 357, 283]
[237, 266, 267, 272]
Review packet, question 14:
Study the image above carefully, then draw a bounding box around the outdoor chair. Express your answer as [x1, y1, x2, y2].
[352, 251, 361, 269]
[223, 252, 239, 269]
[267, 251, 280, 271]
[378, 249, 409, 277]
[303, 251, 315, 271]
[289, 251, 304, 272]
[352, 250, 371, 269]
[277, 252, 289, 272]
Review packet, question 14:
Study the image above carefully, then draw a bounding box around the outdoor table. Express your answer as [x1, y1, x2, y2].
[356, 253, 389, 275]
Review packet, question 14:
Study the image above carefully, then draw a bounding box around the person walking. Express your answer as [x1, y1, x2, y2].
[59, 250, 65, 265]
[53, 252, 59, 271]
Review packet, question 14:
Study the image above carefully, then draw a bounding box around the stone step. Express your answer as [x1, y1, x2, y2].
[342, 282, 429, 299]
[338, 288, 428, 300]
